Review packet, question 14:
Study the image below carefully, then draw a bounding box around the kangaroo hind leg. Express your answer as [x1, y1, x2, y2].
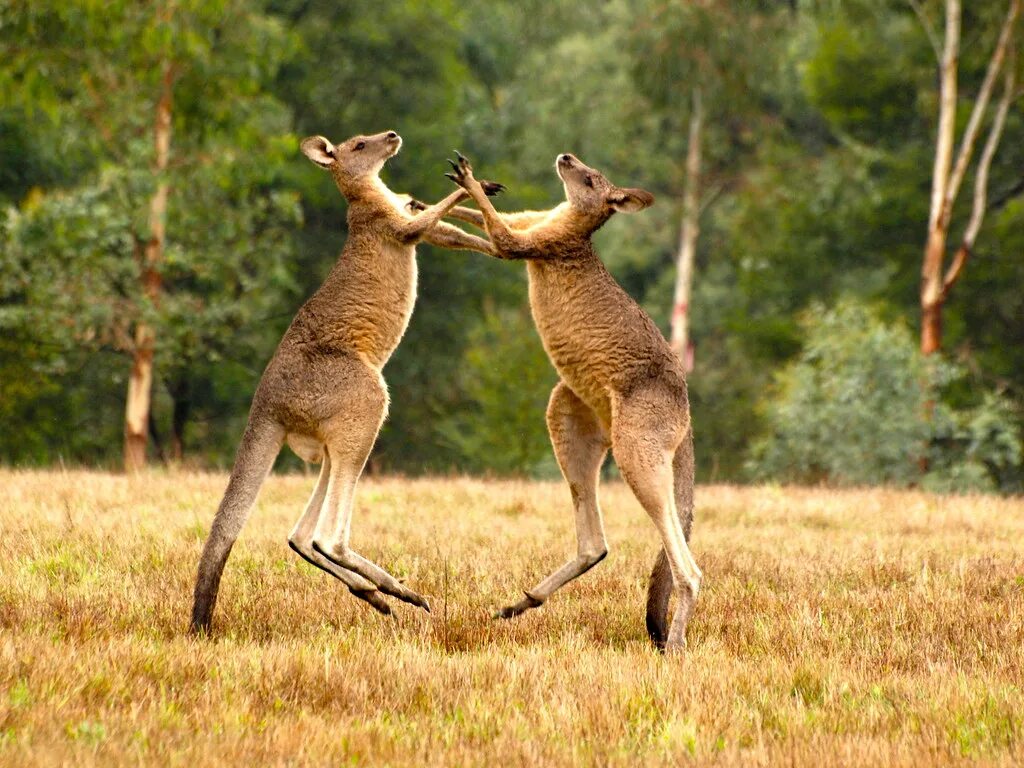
[312, 446, 431, 613]
[496, 382, 610, 619]
[310, 378, 431, 613]
[645, 433, 696, 650]
[288, 451, 391, 615]
[191, 416, 284, 634]
[613, 392, 701, 651]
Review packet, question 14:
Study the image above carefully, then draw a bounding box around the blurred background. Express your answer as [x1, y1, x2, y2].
[1, 0, 1021, 492]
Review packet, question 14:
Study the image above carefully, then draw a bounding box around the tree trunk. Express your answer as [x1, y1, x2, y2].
[921, 301, 944, 357]
[669, 87, 702, 372]
[920, 0, 959, 356]
[124, 60, 173, 472]
[124, 322, 155, 471]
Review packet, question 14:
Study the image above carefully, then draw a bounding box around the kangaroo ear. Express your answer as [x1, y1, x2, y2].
[608, 186, 655, 213]
[301, 136, 336, 168]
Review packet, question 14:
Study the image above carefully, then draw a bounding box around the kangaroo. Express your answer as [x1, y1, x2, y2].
[190, 130, 502, 633]
[444, 151, 700, 652]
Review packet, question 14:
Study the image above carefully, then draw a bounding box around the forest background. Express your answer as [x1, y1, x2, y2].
[2, 0, 1022, 492]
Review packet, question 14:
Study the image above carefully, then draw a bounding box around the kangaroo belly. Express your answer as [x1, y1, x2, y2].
[526, 259, 679, 422]
[293, 241, 418, 370]
[286, 433, 324, 463]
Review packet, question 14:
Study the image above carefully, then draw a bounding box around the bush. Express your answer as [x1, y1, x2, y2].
[925, 392, 1022, 493]
[436, 304, 558, 476]
[747, 299, 1021, 491]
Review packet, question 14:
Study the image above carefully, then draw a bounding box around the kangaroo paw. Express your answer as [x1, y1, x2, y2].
[493, 592, 543, 620]
[480, 180, 506, 196]
[445, 150, 476, 188]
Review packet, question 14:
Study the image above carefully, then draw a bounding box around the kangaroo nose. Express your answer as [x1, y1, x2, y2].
[386, 131, 399, 140]
[560, 154, 573, 163]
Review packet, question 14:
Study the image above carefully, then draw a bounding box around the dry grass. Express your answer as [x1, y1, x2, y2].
[1, 469, 1023, 766]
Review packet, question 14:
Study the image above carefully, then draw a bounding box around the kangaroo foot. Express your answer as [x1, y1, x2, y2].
[493, 591, 543, 620]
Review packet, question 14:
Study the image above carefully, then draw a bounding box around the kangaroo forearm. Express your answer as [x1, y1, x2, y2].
[445, 205, 486, 230]
[397, 189, 469, 242]
[446, 206, 549, 233]
[465, 181, 514, 241]
[464, 185, 539, 259]
[422, 221, 495, 256]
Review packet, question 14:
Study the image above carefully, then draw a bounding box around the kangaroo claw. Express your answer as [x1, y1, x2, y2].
[453, 150, 473, 175]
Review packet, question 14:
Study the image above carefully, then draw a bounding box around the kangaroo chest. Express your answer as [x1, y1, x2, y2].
[299, 239, 418, 370]
[347, 241, 418, 368]
[526, 261, 620, 417]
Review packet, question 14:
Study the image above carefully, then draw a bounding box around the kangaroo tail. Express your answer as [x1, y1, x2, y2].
[645, 429, 695, 650]
[190, 416, 283, 634]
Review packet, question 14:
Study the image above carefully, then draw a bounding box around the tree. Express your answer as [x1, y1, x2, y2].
[918, 0, 1020, 355]
[630, 0, 785, 370]
[125, 53, 173, 471]
[670, 89, 702, 370]
[0, 0, 300, 469]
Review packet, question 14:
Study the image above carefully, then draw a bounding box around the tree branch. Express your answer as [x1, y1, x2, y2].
[942, 47, 1017, 299]
[942, 0, 1020, 219]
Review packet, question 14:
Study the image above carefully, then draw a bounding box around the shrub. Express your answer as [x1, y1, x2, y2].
[747, 299, 1021, 491]
[436, 304, 558, 476]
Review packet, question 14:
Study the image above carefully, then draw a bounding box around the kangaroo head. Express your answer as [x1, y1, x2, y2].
[555, 153, 654, 231]
[301, 130, 402, 196]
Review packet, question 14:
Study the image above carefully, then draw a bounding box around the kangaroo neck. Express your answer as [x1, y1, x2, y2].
[296, 175, 418, 370]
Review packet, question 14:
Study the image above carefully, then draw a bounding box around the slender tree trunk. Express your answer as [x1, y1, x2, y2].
[920, 0, 959, 356]
[920, 0, 1019, 356]
[124, 61, 173, 472]
[669, 87, 702, 372]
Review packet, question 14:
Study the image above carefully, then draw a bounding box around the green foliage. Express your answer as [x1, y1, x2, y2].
[436, 304, 557, 476]
[1, 0, 1023, 489]
[748, 301, 931, 486]
[926, 392, 1023, 494]
[749, 301, 1022, 490]
[0, 0, 301, 464]
[802, 13, 926, 146]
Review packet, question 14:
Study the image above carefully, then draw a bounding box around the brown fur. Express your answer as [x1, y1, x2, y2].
[190, 131, 497, 633]
[446, 152, 701, 651]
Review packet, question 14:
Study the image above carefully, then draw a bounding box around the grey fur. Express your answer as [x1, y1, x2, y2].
[446, 152, 701, 651]
[190, 131, 496, 634]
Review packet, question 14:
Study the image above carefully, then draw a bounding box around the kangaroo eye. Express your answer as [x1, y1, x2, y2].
[584, 176, 594, 188]
[354, 141, 366, 151]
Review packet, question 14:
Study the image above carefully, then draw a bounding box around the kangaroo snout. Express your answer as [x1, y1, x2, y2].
[384, 131, 402, 157]
[558, 153, 575, 165]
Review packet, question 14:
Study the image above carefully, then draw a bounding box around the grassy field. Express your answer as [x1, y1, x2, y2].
[1, 469, 1023, 766]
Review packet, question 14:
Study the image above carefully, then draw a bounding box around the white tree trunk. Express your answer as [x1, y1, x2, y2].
[921, 0, 960, 356]
[669, 87, 702, 372]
